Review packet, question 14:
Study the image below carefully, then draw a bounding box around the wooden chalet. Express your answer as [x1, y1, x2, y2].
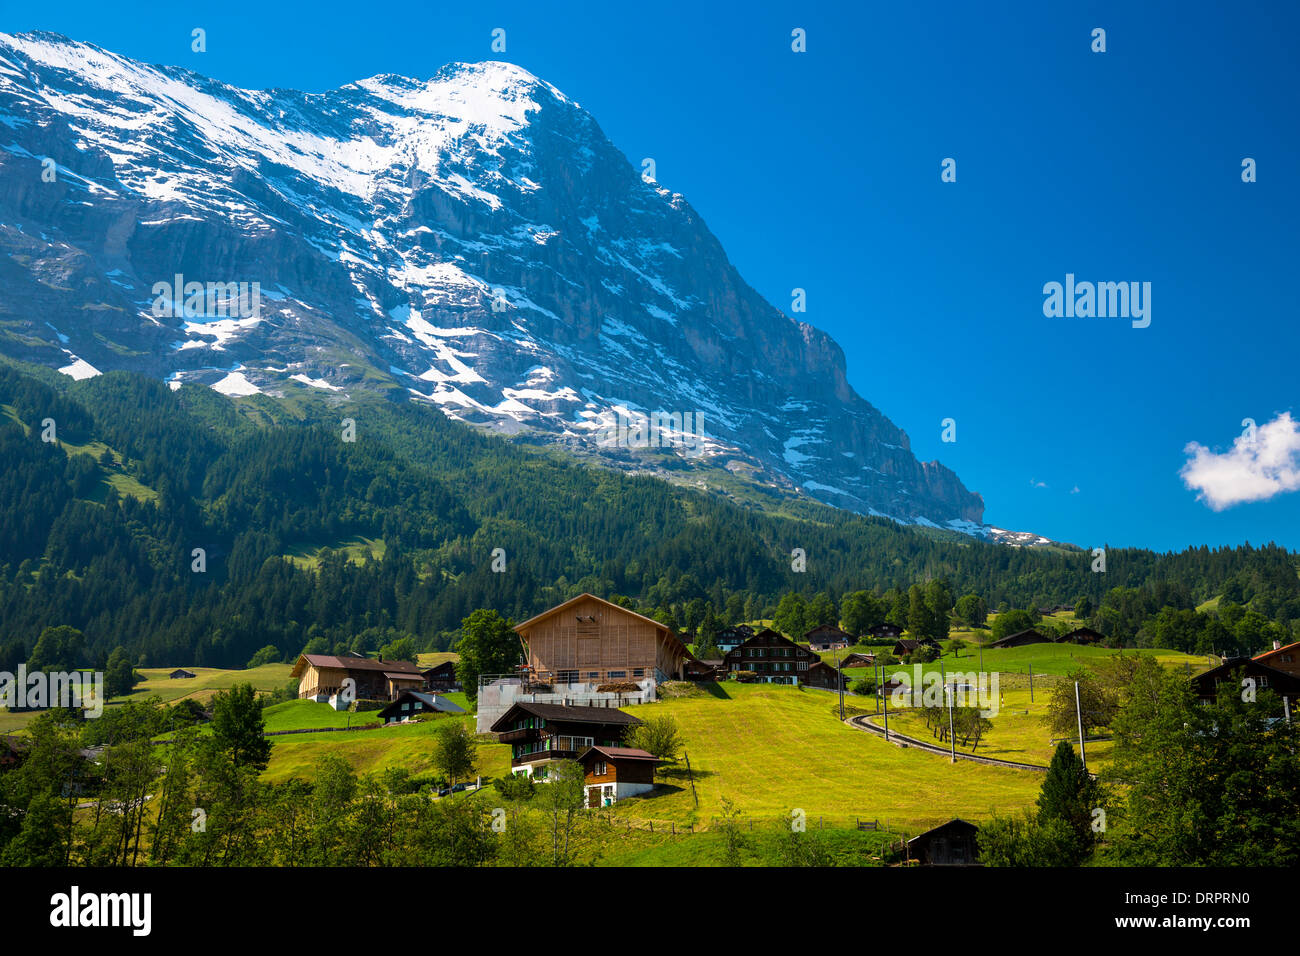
[714, 624, 754, 652]
[683, 658, 724, 681]
[804, 623, 854, 652]
[1253, 641, 1300, 680]
[491, 702, 642, 779]
[578, 745, 661, 807]
[376, 690, 466, 724]
[513, 593, 690, 686]
[892, 637, 939, 657]
[723, 628, 821, 684]
[421, 660, 460, 692]
[840, 652, 876, 668]
[1056, 627, 1105, 646]
[290, 654, 424, 703]
[804, 660, 849, 691]
[168, 668, 196, 679]
[905, 819, 981, 866]
[987, 629, 1050, 649]
[868, 623, 904, 641]
[1190, 657, 1300, 709]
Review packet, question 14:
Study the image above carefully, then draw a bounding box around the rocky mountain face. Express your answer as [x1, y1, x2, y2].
[0, 32, 986, 528]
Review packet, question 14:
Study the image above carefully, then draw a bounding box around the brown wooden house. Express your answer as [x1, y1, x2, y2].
[868, 623, 904, 641]
[290, 654, 424, 704]
[376, 690, 466, 723]
[513, 593, 690, 686]
[490, 702, 642, 779]
[840, 652, 876, 668]
[804, 623, 853, 652]
[578, 745, 661, 806]
[987, 629, 1050, 649]
[421, 660, 460, 692]
[723, 628, 821, 684]
[905, 818, 981, 866]
[1057, 627, 1105, 646]
[892, 637, 939, 657]
[1253, 641, 1300, 680]
[1190, 657, 1300, 710]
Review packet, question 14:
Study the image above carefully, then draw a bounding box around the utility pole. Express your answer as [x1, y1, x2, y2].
[835, 646, 845, 720]
[1074, 680, 1087, 771]
[883, 676, 890, 742]
[1029, 664, 1034, 703]
[1284, 696, 1292, 727]
[946, 682, 956, 763]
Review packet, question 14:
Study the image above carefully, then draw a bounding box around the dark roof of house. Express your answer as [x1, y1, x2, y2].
[1058, 627, 1105, 642]
[805, 624, 853, 640]
[377, 690, 466, 719]
[422, 661, 458, 676]
[894, 638, 935, 651]
[490, 701, 643, 733]
[870, 623, 903, 633]
[906, 818, 980, 847]
[1253, 641, 1300, 663]
[169, 668, 196, 677]
[841, 653, 875, 665]
[579, 745, 660, 763]
[988, 629, 1048, 648]
[292, 654, 422, 676]
[1190, 657, 1300, 693]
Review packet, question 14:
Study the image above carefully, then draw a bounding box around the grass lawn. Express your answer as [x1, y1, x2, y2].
[261, 711, 510, 785]
[881, 643, 1212, 680]
[118, 663, 294, 706]
[609, 682, 1043, 834]
[880, 686, 1116, 768]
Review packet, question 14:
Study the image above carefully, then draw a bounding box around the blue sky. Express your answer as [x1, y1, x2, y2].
[8, 0, 1299, 552]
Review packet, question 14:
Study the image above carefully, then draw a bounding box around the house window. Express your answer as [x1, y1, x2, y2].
[587, 672, 599, 679]
[609, 671, 626, 679]
[798, 662, 809, 671]
[633, 668, 644, 677]
[594, 761, 607, 776]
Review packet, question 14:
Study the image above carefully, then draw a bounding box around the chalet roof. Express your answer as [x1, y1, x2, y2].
[422, 661, 457, 676]
[515, 592, 671, 635]
[1191, 657, 1300, 692]
[383, 671, 424, 682]
[489, 701, 643, 733]
[290, 654, 422, 678]
[804, 624, 853, 640]
[377, 691, 466, 719]
[1253, 641, 1300, 663]
[988, 629, 1048, 648]
[894, 638, 935, 651]
[580, 745, 660, 763]
[906, 818, 980, 847]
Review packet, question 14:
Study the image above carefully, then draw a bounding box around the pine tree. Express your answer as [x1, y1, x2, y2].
[1036, 741, 1100, 864]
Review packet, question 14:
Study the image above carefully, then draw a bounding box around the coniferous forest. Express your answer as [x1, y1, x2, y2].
[1, 359, 1297, 671]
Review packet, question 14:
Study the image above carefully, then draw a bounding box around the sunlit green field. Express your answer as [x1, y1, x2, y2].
[606, 682, 1043, 834]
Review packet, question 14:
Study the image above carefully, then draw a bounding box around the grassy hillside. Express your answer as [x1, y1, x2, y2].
[608, 683, 1042, 833]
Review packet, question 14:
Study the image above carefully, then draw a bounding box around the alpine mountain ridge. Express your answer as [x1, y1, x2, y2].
[0, 32, 990, 531]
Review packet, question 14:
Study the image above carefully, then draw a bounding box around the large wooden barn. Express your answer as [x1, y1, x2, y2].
[514, 593, 690, 686]
[290, 654, 424, 705]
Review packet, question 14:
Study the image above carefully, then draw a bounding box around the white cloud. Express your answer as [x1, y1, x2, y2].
[1070, 485, 1080, 495]
[1030, 478, 1047, 488]
[1180, 412, 1300, 510]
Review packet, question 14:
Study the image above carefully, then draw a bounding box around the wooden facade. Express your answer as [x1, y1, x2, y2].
[1252, 641, 1300, 680]
[987, 629, 1049, 649]
[514, 593, 689, 685]
[421, 661, 460, 692]
[804, 624, 853, 651]
[579, 745, 660, 807]
[723, 628, 820, 684]
[289, 654, 424, 702]
[869, 623, 904, 641]
[906, 819, 981, 865]
[1190, 657, 1300, 709]
[377, 690, 466, 723]
[490, 702, 642, 776]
